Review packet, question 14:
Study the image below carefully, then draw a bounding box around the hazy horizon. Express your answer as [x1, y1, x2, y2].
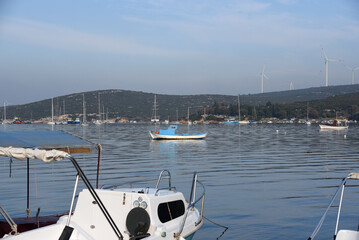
[1, 0, 358, 105]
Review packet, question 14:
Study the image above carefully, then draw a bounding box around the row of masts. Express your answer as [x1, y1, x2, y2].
[48, 93, 107, 126]
[0, 95, 319, 125]
[151, 94, 245, 124]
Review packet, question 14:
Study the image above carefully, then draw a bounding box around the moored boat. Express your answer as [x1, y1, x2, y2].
[0, 131, 205, 240]
[319, 119, 348, 130]
[238, 120, 250, 124]
[149, 125, 207, 140]
[223, 118, 238, 124]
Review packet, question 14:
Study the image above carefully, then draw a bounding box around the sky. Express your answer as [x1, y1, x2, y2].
[0, 0, 358, 105]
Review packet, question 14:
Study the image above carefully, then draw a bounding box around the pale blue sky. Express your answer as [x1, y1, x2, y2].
[0, 0, 358, 104]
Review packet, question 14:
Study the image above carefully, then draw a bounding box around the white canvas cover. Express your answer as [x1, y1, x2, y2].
[349, 172, 359, 180]
[0, 147, 69, 162]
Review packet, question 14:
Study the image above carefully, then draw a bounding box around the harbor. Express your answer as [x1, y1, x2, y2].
[0, 123, 358, 239]
[1, 1, 358, 239]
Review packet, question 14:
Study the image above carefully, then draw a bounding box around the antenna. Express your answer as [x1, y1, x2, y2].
[322, 48, 340, 87]
[345, 65, 359, 85]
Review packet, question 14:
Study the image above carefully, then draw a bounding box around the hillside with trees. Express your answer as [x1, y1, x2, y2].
[1, 84, 359, 122]
[191, 92, 359, 121]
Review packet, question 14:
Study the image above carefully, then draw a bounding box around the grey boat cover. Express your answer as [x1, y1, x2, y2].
[0, 130, 93, 153]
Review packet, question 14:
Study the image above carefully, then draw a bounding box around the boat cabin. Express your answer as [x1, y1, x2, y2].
[157, 125, 178, 135]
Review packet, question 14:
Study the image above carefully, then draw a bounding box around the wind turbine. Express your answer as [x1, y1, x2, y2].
[322, 48, 340, 87]
[290, 81, 294, 90]
[345, 65, 359, 85]
[259, 64, 269, 93]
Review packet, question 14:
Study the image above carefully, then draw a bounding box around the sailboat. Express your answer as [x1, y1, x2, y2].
[187, 107, 192, 125]
[150, 95, 160, 124]
[305, 102, 311, 125]
[2, 102, 8, 125]
[82, 94, 89, 127]
[47, 98, 55, 125]
[94, 93, 102, 125]
[238, 96, 249, 124]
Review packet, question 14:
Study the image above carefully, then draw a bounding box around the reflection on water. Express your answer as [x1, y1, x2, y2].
[0, 123, 359, 240]
[150, 140, 207, 160]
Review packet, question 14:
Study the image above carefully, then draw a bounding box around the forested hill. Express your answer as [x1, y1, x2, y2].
[243, 84, 359, 105]
[2, 84, 359, 121]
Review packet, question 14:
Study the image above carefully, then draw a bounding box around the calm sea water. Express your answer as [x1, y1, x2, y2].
[1, 123, 359, 240]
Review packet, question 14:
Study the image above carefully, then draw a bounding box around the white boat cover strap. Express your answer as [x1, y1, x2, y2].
[0, 147, 69, 162]
[349, 172, 359, 180]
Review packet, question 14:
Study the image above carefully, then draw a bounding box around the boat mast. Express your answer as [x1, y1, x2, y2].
[154, 95, 158, 121]
[187, 107, 190, 123]
[154, 95, 157, 120]
[238, 95, 241, 121]
[98, 93, 101, 121]
[83, 94, 86, 123]
[306, 102, 309, 121]
[102, 105, 105, 121]
[51, 98, 54, 122]
[3, 101, 6, 124]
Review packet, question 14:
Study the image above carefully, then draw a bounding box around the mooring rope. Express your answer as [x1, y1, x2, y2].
[203, 215, 229, 239]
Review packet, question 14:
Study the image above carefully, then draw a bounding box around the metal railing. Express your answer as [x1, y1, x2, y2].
[101, 169, 172, 191]
[307, 173, 359, 240]
[0, 204, 18, 236]
[174, 172, 206, 238]
[155, 170, 171, 189]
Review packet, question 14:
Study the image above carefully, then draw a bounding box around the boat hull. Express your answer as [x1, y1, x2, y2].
[149, 132, 207, 140]
[319, 124, 348, 130]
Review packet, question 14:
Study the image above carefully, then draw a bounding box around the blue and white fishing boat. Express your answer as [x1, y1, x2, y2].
[0, 131, 205, 240]
[223, 118, 238, 124]
[149, 125, 207, 140]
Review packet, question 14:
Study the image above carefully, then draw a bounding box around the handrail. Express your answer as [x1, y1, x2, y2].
[155, 187, 177, 196]
[0, 204, 18, 236]
[101, 172, 171, 190]
[307, 176, 349, 240]
[155, 170, 171, 189]
[175, 173, 205, 238]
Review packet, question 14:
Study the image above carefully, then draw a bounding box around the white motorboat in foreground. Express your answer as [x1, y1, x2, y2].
[319, 119, 348, 130]
[308, 173, 359, 240]
[149, 125, 207, 140]
[0, 134, 205, 240]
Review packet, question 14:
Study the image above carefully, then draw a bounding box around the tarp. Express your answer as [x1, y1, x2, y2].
[0, 147, 69, 162]
[0, 130, 94, 154]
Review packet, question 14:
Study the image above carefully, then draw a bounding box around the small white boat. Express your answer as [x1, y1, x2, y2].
[0, 134, 205, 240]
[94, 120, 102, 125]
[308, 173, 359, 240]
[319, 119, 348, 130]
[149, 125, 207, 140]
[223, 118, 238, 124]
